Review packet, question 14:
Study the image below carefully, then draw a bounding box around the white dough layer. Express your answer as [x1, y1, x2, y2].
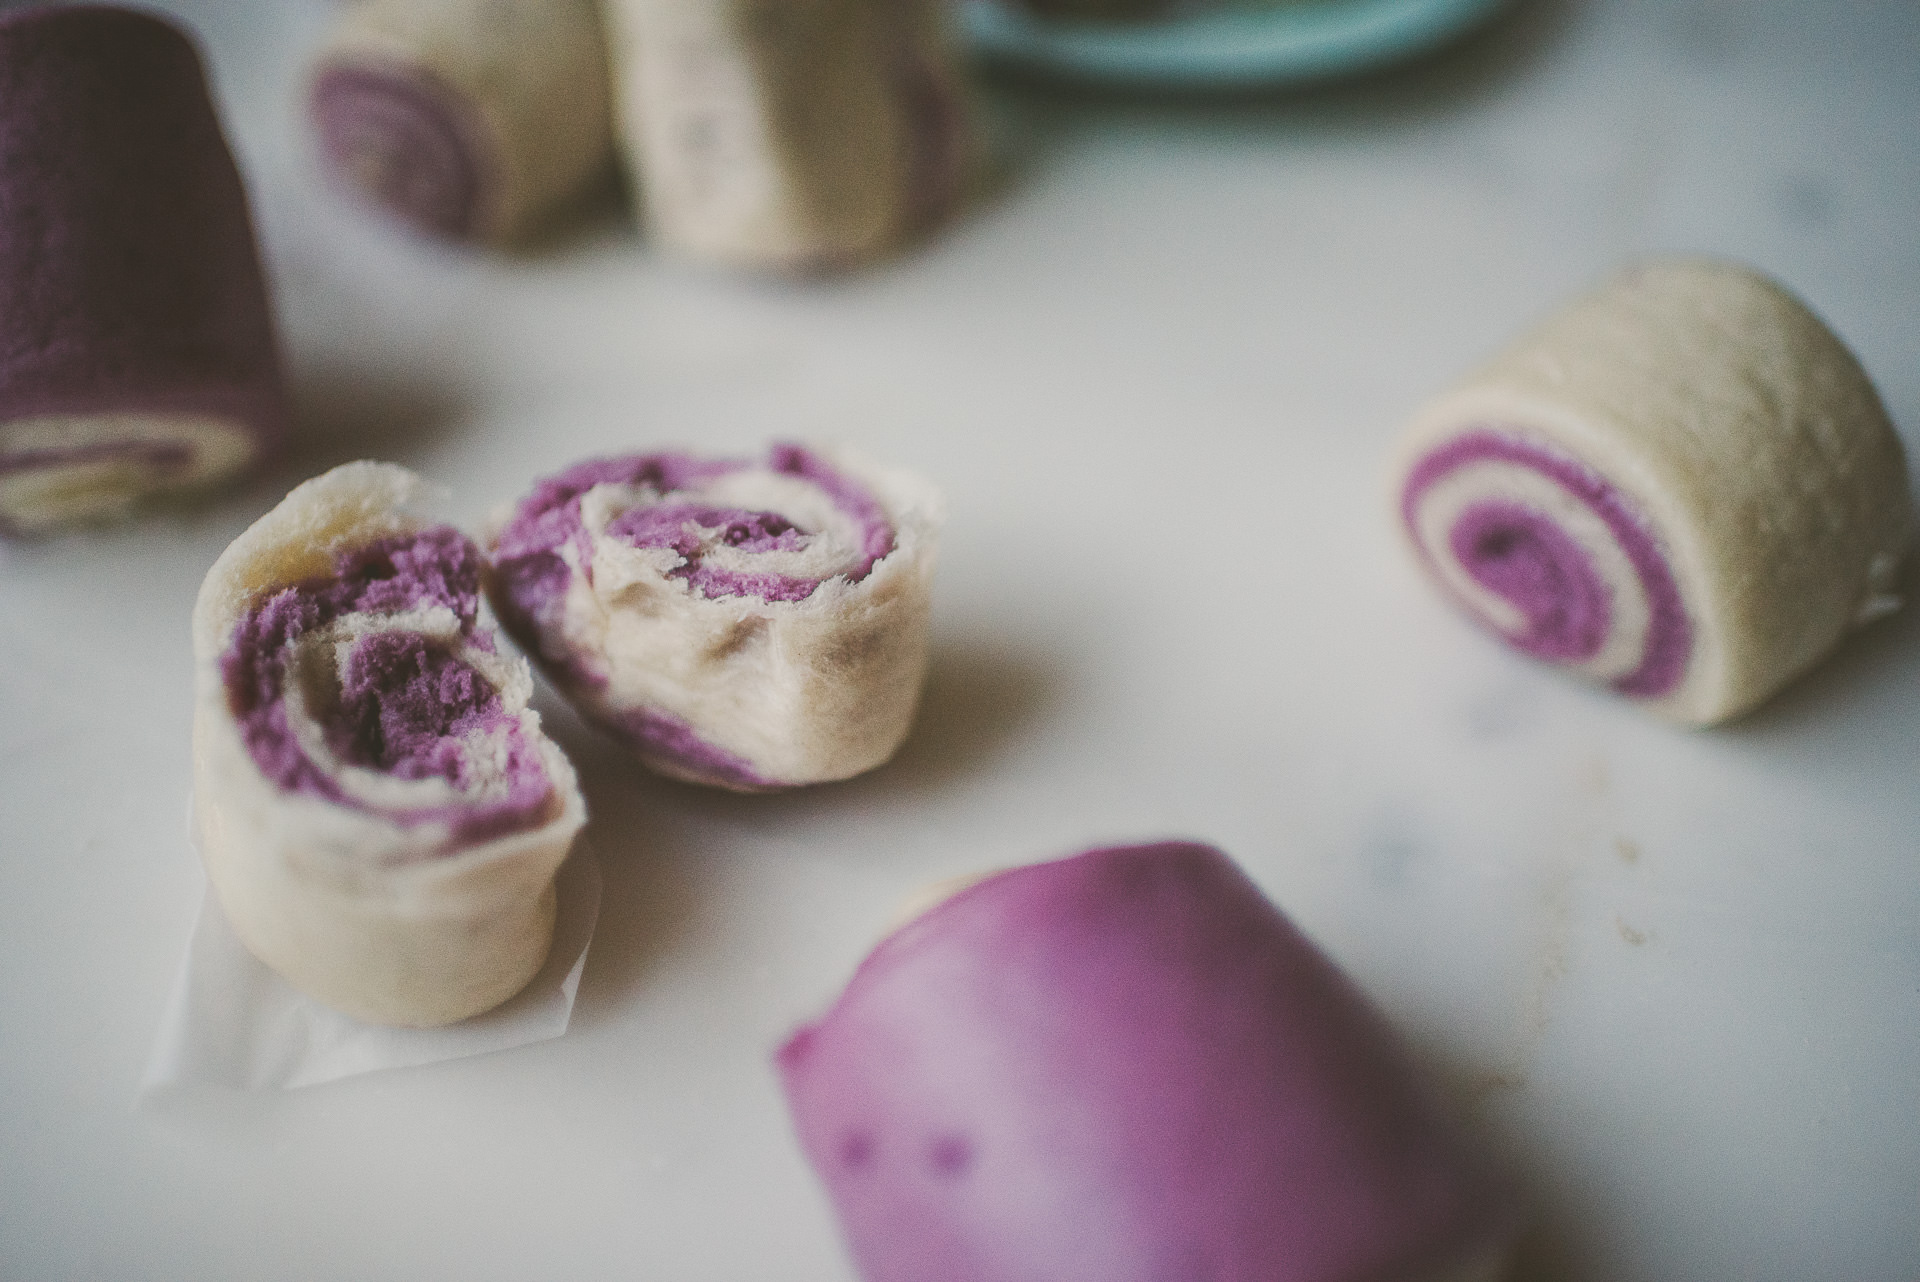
[600, 0, 972, 270]
[1393, 259, 1913, 726]
[191, 462, 587, 1027]
[0, 412, 255, 533]
[315, 0, 612, 242]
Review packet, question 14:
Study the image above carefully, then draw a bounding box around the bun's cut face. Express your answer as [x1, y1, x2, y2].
[1393, 259, 1912, 725]
[309, 0, 613, 245]
[192, 462, 585, 1028]
[487, 444, 941, 790]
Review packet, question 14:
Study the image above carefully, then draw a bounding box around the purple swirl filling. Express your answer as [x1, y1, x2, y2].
[310, 63, 490, 242]
[609, 706, 779, 791]
[222, 526, 553, 843]
[490, 443, 894, 670]
[332, 631, 504, 784]
[486, 444, 897, 786]
[608, 501, 822, 603]
[1401, 429, 1691, 698]
[1447, 499, 1611, 662]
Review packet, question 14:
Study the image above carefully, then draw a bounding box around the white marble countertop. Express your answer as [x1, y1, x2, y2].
[2, 1, 1916, 1278]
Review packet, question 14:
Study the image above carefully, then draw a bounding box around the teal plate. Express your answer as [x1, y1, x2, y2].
[960, 0, 1507, 89]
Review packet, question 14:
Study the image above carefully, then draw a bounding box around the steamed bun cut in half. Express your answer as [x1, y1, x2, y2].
[192, 463, 586, 1027]
[1393, 259, 1913, 725]
[777, 842, 1520, 1282]
[600, 0, 974, 271]
[0, 6, 289, 535]
[310, 0, 612, 244]
[486, 444, 941, 790]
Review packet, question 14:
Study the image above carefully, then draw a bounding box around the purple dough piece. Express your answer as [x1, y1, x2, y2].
[777, 842, 1519, 1282]
[0, 6, 289, 520]
[310, 62, 490, 241]
[222, 525, 554, 844]
[1400, 429, 1691, 698]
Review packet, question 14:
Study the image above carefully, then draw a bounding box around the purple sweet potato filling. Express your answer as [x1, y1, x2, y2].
[607, 706, 779, 791]
[1402, 429, 1691, 697]
[777, 843, 1518, 1282]
[222, 526, 552, 843]
[608, 502, 822, 603]
[487, 451, 754, 670]
[486, 445, 897, 782]
[1448, 498, 1610, 662]
[310, 63, 489, 242]
[331, 631, 505, 785]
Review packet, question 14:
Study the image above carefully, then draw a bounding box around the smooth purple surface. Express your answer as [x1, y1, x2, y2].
[777, 842, 1518, 1282]
[0, 6, 289, 497]
[222, 526, 553, 843]
[310, 62, 489, 242]
[1402, 428, 1691, 697]
[486, 446, 897, 785]
[1449, 498, 1610, 662]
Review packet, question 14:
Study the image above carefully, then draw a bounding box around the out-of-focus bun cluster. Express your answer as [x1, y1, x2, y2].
[310, 0, 976, 271]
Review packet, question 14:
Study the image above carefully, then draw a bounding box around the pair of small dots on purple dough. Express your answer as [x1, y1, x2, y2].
[777, 843, 1520, 1282]
[837, 1128, 975, 1180]
[1400, 430, 1691, 698]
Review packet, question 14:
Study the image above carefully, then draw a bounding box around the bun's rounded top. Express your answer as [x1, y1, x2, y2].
[780, 840, 1519, 1282]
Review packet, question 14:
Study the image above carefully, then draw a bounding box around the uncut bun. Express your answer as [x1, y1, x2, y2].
[1393, 259, 1913, 725]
